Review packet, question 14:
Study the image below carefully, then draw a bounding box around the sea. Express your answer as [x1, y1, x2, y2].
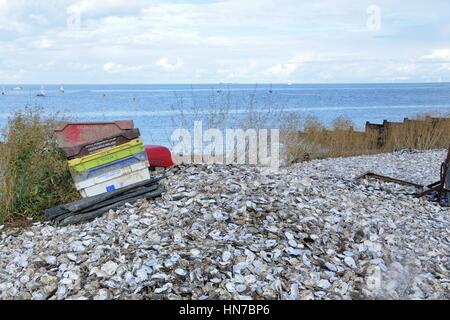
[1, 83, 450, 147]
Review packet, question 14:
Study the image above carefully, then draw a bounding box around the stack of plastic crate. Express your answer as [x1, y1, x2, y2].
[54, 121, 151, 198]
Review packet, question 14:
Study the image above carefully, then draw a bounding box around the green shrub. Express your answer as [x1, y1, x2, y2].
[0, 108, 80, 225]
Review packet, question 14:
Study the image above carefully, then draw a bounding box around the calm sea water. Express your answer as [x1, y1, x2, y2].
[1, 83, 450, 147]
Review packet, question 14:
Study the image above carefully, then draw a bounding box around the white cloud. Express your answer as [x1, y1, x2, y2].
[1, 0, 450, 83]
[290, 54, 313, 63]
[67, 0, 145, 16]
[265, 53, 315, 77]
[156, 57, 183, 72]
[68, 62, 96, 71]
[267, 63, 298, 77]
[423, 49, 450, 61]
[103, 62, 144, 73]
[441, 63, 450, 71]
[396, 63, 417, 73]
[32, 37, 54, 49]
[28, 14, 49, 26]
[216, 59, 259, 79]
[37, 60, 56, 71]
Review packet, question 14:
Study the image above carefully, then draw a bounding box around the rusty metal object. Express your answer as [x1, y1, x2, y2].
[356, 172, 424, 189]
[357, 144, 450, 206]
[415, 146, 450, 206]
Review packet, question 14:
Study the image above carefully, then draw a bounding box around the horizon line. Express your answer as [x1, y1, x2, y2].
[2, 81, 450, 86]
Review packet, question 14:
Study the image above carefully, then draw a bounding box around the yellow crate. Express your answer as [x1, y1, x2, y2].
[68, 138, 144, 173]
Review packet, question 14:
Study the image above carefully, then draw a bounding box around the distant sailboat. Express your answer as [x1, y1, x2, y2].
[36, 85, 46, 97]
[59, 84, 65, 93]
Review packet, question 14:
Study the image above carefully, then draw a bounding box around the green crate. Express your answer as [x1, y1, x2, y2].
[69, 141, 145, 173]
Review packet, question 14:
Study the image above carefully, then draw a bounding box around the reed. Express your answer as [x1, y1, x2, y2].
[0, 108, 80, 226]
[382, 116, 450, 151]
[282, 114, 450, 162]
[168, 88, 450, 164]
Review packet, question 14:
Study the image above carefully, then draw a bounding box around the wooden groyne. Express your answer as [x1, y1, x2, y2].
[287, 116, 450, 161]
[365, 116, 450, 147]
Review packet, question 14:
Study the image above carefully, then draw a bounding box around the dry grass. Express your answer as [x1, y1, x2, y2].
[280, 115, 379, 164]
[282, 114, 450, 164]
[382, 116, 450, 151]
[168, 87, 450, 165]
[0, 108, 80, 225]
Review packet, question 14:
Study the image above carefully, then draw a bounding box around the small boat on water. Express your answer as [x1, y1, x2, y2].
[37, 85, 46, 97]
[1, 87, 5, 95]
[13, 86, 23, 91]
[59, 84, 65, 93]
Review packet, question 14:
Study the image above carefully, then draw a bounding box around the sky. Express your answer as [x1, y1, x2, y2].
[0, 0, 450, 84]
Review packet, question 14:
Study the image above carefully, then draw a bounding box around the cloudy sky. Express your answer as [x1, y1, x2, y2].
[0, 0, 449, 84]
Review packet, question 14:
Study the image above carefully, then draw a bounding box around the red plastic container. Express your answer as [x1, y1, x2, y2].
[145, 145, 174, 168]
[53, 121, 134, 149]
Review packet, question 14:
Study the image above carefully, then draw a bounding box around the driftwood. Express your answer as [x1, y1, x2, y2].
[44, 176, 166, 226]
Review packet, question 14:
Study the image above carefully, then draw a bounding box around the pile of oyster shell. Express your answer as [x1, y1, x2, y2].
[0, 149, 449, 300]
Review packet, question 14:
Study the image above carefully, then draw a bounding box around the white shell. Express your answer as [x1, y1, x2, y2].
[0, 150, 448, 300]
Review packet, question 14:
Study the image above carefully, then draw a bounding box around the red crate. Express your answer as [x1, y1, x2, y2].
[53, 121, 134, 149]
[61, 128, 141, 159]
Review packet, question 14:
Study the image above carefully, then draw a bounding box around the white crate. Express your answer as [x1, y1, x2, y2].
[75, 160, 148, 190]
[71, 152, 148, 184]
[79, 167, 151, 198]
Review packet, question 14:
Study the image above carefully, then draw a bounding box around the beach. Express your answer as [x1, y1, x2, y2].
[0, 149, 448, 300]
